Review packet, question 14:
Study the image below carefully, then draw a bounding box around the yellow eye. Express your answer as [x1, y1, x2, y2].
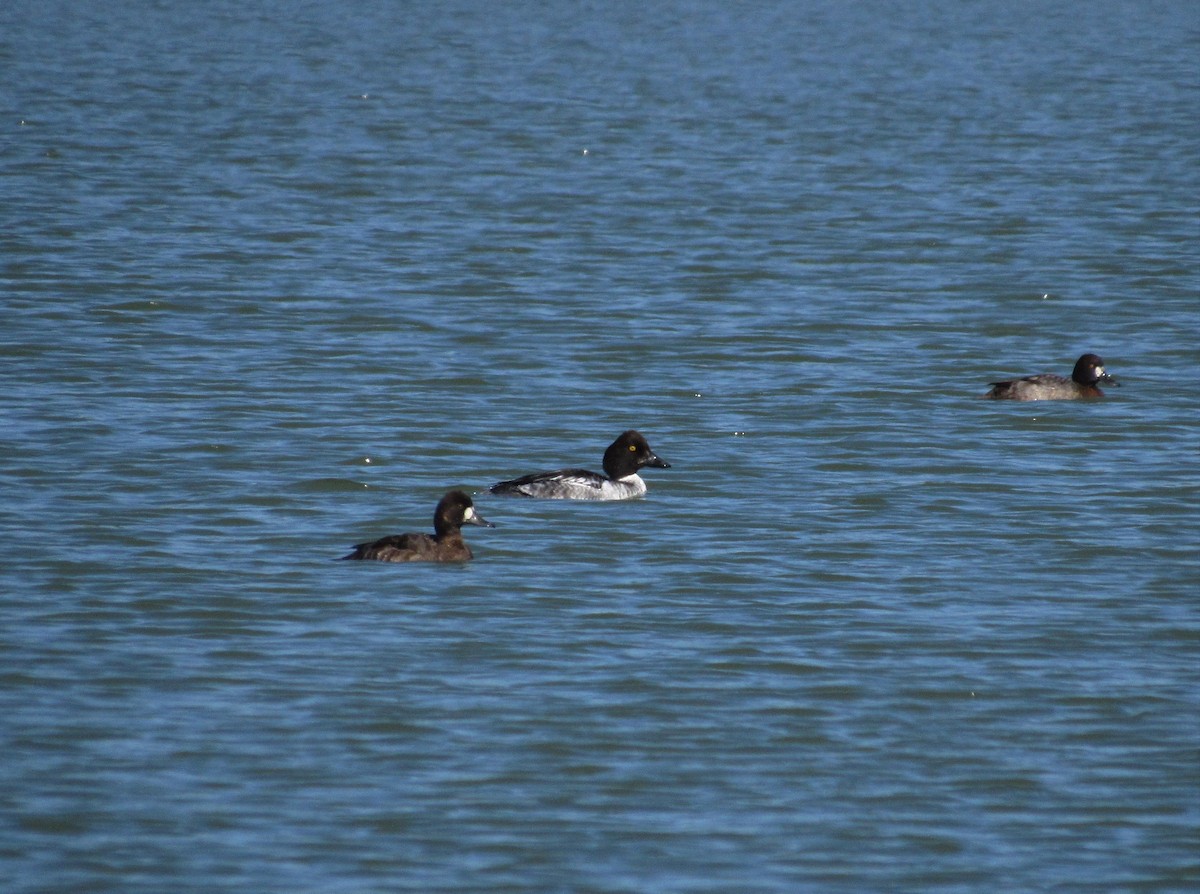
[629, 444, 637, 451]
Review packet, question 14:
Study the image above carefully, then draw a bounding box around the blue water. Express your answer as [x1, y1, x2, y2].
[2, 1, 1198, 891]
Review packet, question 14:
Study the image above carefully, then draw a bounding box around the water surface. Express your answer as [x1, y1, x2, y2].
[2, 1, 1198, 891]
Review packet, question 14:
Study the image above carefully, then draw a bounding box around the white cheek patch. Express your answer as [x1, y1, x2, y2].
[463, 506, 475, 521]
[1095, 366, 1106, 377]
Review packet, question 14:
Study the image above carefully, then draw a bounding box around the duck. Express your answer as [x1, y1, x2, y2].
[982, 353, 1119, 401]
[341, 490, 494, 562]
[489, 430, 671, 500]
